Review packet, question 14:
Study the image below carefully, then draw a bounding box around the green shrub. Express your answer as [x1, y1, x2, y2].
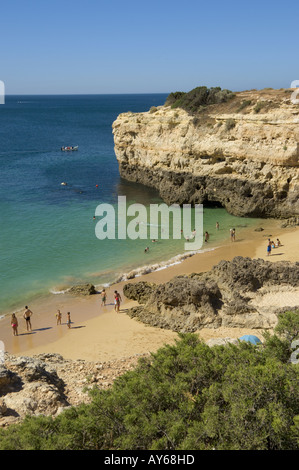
[2, 312, 299, 450]
[237, 99, 252, 112]
[225, 118, 236, 131]
[254, 101, 266, 113]
[165, 86, 235, 113]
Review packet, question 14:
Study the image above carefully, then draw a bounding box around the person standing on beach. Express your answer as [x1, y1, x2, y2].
[67, 312, 71, 328]
[56, 309, 62, 325]
[216, 222, 219, 230]
[114, 290, 122, 313]
[101, 289, 107, 307]
[23, 306, 33, 332]
[267, 239, 272, 256]
[11, 314, 18, 336]
[205, 231, 209, 243]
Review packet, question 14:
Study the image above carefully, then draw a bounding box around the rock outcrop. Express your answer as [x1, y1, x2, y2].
[113, 88, 299, 218]
[123, 257, 299, 332]
[68, 283, 97, 296]
[0, 353, 147, 427]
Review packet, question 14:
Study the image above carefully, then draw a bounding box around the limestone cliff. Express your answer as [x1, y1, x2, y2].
[112, 88, 299, 218]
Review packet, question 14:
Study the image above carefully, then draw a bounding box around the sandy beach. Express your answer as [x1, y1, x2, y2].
[1, 220, 298, 362]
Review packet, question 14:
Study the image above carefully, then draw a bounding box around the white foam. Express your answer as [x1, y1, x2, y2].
[113, 247, 218, 283]
[49, 247, 218, 296]
[49, 287, 71, 295]
[97, 282, 111, 288]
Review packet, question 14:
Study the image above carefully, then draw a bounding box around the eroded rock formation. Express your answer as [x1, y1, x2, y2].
[123, 257, 299, 332]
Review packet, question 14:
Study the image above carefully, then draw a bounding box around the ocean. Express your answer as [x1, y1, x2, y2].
[0, 94, 260, 315]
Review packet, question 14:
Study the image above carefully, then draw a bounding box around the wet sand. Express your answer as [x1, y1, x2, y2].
[0, 220, 298, 361]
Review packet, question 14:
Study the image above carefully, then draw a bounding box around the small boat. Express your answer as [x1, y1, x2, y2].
[61, 146, 78, 151]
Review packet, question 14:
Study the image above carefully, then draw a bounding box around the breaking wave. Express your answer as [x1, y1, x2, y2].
[113, 247, 217, 283]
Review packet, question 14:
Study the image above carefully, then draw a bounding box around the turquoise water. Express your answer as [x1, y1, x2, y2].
[0, 95, 259, 315]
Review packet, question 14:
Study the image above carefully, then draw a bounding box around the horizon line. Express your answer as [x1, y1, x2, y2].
[5, 92, 171, 96]
[5, 86, 294, 97]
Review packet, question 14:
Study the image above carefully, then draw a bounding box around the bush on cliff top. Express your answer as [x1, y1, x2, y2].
[165, 86, 235, 113]
[1, 311, 299, 450]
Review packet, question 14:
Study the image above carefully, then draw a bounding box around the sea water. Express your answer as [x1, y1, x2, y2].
[0, 94, 260, 315]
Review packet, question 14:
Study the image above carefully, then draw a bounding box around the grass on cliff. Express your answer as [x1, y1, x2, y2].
[1, 310, 299, 450]
[165, 86, 235, 113]
[164, 86, 288, 117]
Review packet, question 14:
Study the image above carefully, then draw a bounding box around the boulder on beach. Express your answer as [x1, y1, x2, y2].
[68, 283, 97, 296]
[123, 281, 155, 304]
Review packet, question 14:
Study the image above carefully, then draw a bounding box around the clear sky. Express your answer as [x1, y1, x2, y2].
[1, 0, 298, 94]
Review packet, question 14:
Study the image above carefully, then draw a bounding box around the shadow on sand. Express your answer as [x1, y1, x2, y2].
[19, 331, 37, 336]
[33, 327, 53, 332]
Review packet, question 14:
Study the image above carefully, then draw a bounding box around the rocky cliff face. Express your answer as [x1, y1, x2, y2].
[113, 88, 299, 218]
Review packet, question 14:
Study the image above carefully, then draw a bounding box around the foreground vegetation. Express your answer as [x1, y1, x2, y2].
[1, 311, 299, 450]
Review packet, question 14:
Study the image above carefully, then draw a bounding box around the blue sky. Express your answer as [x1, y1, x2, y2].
[1, 0, 298, 94]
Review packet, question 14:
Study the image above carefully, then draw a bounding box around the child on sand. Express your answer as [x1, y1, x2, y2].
[267, 239, 272, 256]
[114, 291, 122, 313]
[11, 313, 18, 336]
[56, 309, 62, 325]
[101, 289, 107, 307]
